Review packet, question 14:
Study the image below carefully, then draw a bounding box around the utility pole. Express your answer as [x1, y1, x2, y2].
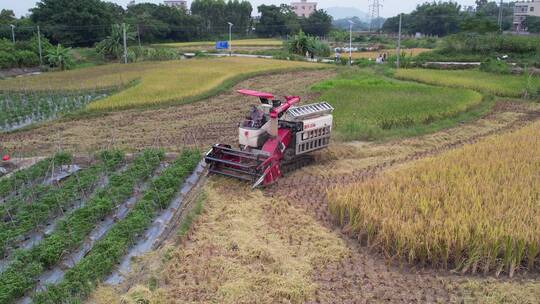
[396, 14, 402, 69]
[368, 0, 384, 33]
[9, 24, 15, 44]
[498, 0, 504, 32]
[137, 24, 141, 48]
[227, 22, 233, 56]
[122, 23, 128, 64]
[37, 25, 43, 66]
[348, 20, 354, 66]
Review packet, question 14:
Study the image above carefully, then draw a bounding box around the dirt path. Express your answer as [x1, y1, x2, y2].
[0, 70, 335, 156]
[265, 100, 540, 303]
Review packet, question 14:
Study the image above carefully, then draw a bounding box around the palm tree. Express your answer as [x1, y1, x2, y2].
[46, 44, 74, 71]
[96, 24, 135, 60]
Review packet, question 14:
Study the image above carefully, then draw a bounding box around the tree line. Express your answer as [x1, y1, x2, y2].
[382, 1, 540, 36]
[0, 0, 334, 47]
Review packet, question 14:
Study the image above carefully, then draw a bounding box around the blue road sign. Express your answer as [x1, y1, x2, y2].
[216, 41, 229, 50]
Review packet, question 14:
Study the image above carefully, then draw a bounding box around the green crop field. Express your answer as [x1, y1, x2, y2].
[312, 70, 484, 141]
[0, 149, 201, 304]
[394, 69, 540, 98]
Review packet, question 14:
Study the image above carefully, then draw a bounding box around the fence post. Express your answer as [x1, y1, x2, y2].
[396, 14, 402, 70]
[37, 25, 43, 66]
[123, 23, 128, 64]
[137, 24, 141, 48]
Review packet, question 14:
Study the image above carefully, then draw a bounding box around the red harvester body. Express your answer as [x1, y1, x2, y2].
[205, 89, 333, 187]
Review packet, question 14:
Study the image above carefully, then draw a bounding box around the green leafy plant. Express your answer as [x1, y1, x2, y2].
[46, 44, 74, 70]
[32, 150, 200, 303]
[480, 58, 511, 74]
[0, 150, 163, 303]
[287, 31, 330, 58]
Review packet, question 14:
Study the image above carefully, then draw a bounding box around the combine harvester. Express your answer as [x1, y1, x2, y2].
[205, 89, 334, 187]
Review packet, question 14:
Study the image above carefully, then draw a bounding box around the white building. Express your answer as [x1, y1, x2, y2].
[291, 0, 317, 17]
[164, 0, 188, 10]
[514, 0, 540, 32]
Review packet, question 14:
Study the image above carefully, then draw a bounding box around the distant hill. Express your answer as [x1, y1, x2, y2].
[324, 7, 370, 22]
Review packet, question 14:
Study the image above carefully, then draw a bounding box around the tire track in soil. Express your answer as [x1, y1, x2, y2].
[266, 101, 540, 303]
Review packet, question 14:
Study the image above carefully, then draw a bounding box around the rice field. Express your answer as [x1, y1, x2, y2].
[395, 69, 540, 98]
[157, 38, 283, 48]
[0, 58, 324, 113]
[351, 48, 430, 59]
[312, 70, 483, 140]
[328, 120, 540, 276]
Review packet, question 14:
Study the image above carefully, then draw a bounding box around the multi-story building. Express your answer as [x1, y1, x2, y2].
[513, 0, 540, 32]
[291, 0, 317, 17]
[164, 0, 188, 10]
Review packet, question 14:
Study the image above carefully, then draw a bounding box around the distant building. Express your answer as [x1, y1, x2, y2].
[513, 0, 540, 32]
[291, 0, 317, 17]
[164, 0, 188, 10]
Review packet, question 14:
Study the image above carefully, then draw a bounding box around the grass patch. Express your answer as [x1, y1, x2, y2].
[312, 69, 484, 141]
[328, 120, 540, 276]
[177, 192, 206, 238]
[156, 39, 283, 48]
[395, 68, 540, 98]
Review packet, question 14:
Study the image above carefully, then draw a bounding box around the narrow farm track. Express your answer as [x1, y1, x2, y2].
[0, 70, 335, 156]
[265, 100, 540, 303]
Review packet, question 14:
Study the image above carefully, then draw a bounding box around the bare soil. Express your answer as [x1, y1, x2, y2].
[0, 70, 334, 156]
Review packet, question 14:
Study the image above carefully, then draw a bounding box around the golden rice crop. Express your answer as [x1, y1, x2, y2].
[351, 48, 430, 59]
[328, 121, 540, 276]
[157, 38, 283, 48]
[88, 57, 324, 110]
[0, 57, 325, 111]
[0, 63, 145, 91]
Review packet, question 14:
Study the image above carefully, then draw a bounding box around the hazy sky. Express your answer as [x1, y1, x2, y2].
[3, 0, 478, 18]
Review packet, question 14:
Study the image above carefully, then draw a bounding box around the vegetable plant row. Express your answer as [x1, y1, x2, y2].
[0, 152, 72, 198]
[0, 150, 125, 255]
[0, 91, 108, 132]
[33, 150, 201, 303]
[0, 149, 164, 303]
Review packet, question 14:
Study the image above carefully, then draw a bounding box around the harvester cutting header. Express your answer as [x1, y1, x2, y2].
[205, 89, 334, 187]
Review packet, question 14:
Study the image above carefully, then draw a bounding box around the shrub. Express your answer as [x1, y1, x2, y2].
[287, 31, 331, 57]
[480, 58, 511, 74]
[15, 50, 39, 67]
[0, 50, 17, 69]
